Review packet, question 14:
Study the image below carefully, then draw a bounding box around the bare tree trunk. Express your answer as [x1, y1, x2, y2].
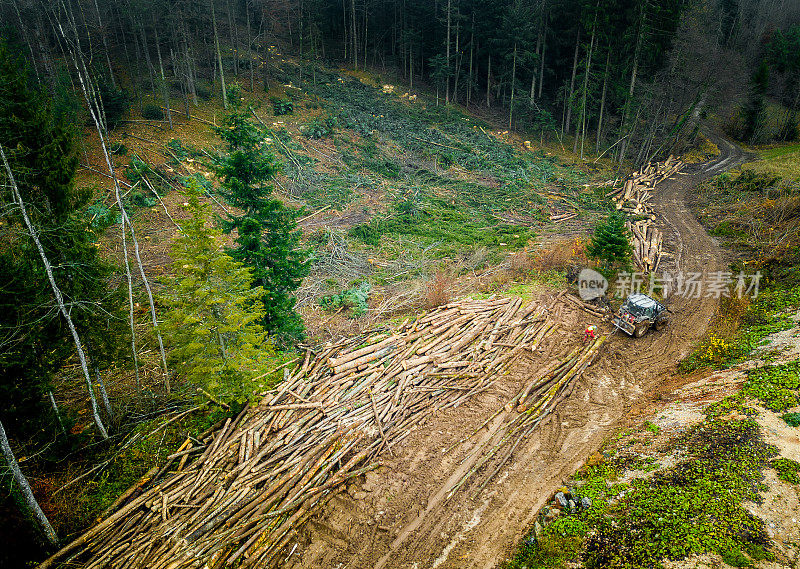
[577, 16, 596, 158]
[91, 0, 116, 88]
[137, 18, 157, 94]
[351, 0, 358, 69]
[153, 21, 173, 129]
[211, 0, 228, 108]
[564, 27, 580, 136]
[467, 16, 474, 107]
[343, 0, 348, 61]
[619, 4, 645, 163]
[11, 0, 41, 83]
[538, 16, 546, 99]
[0, 419, 58, 547]
[452, 15, 460, 105]
[93, 360, 113, 418]
[126, 210, 171, 392]
[246, 0, 254, 91]
[226, 0, 238, 77]
[509, 43, 517, 129]
[298, 0, 304, 86]
[182, 26, 198, 106]
[486, 55, 491, 107]
[48, 391, 65, 435]
[362, 0, 368, 70]
[84, 338, 113, 418]
[596, 48, 610, 154]
[0, 144, 108, 440]
[55, 9, 170, 394]
[445, 0, 451, 103]
[261, 17, 270, 91]
[117, 6, 136, 101]
[530, 18, 542, 106]
[409, 45, 413, 89]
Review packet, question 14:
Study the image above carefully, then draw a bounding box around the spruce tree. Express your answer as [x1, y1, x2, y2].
[587, 212, 632, 274]
[742, 60, 770, 143]
[0, 41, 124, 434]
[161, 181, 274, 402]
[213, 86, 309, 346]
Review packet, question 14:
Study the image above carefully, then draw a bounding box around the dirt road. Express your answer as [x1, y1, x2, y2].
[289, 139, 751, 569]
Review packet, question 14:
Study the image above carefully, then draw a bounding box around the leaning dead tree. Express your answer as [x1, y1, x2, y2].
[0, 143, 108, 439]
[54, 0, 171, 392]
[0, 418, 59, 548]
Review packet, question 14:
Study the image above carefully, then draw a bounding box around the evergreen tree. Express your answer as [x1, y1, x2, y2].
[161, 181, 274, 402]
[742, 59, 770, 143]
[213, 86, 310, 346]
[587, 212, 632, 274]
[0, 41, 124, 434]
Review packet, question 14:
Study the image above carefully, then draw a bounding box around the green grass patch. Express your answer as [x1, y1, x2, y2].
[583, 418, 775, 568]
[748, 142, 800, 181]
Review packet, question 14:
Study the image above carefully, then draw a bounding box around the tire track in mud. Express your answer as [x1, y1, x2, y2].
[290, 138, 752, 569]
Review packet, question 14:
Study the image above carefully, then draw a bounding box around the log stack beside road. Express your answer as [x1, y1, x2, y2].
[40, 295, 602, 569]
[606, 155, 683, 273]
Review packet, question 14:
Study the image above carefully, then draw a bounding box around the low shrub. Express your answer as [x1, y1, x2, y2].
[531, 238, 586, 273]
[142, 103, 164, 120]
[302, 116, 337, 139]
[319, 282, 371, 317]
[425, 270, 453, 309]
[271, 97, 294, 116]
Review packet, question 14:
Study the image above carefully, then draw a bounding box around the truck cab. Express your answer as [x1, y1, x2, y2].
[612, 293, 669, 337]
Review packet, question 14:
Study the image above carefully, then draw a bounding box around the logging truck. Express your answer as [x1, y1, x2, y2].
[612, 293, 669, 337]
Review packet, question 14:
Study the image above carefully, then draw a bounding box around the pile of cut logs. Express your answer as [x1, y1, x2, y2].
[549, 211, 578, 223]
[626, 219, 665, 274]
[606, 155, 683, 273]
[41, 296, 601, 569]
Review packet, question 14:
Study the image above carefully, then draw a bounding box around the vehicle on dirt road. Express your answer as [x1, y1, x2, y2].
[613, 293, 670, 337]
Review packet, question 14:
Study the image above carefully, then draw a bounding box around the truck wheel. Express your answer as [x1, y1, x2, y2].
[655, 318, 669, 331]
[634, 322, 648, 338]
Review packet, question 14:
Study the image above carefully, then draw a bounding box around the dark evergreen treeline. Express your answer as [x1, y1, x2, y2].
[3, 0, 800, 160]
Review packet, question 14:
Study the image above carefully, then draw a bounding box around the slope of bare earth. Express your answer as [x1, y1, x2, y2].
[286, 137, 753, 569]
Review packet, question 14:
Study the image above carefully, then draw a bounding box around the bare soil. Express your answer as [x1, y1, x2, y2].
[286, 137, 753, 569]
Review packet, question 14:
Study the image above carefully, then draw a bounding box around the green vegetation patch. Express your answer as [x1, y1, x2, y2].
[743, 360, 800, 412]
[319, 282, 371, 317]
[501, 463, 623, 569]
[679, 284, 800, 372]
[771, 457, 800, 484]
[504, 416, 777, 569]
[781, 412, 800, 426]
[584, 418, 775, 568]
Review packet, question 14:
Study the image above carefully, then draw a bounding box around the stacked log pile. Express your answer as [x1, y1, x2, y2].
[605, 155, 683, 273]
[41, 296, 602, 569]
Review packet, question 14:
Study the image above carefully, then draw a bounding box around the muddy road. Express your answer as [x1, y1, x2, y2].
[289, 139, 751, 569]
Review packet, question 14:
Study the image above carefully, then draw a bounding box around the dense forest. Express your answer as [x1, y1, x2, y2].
[4, 0, 800, 157]
[2, 0, 800, 565]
